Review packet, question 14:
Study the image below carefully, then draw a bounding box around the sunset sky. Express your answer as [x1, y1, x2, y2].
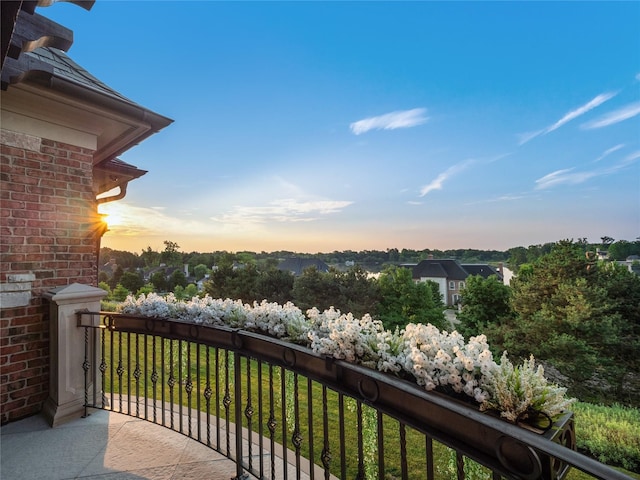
[46, 1, 639, 254]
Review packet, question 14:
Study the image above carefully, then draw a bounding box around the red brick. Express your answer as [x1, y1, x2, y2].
[10, 192, 39, 203]
[28, 236, 55, 246]
[26, 391, 48, 406]
[9, 366, 43, 382]
[12, 209, 39, 219]
[25, 323, 47, 334]
[2, 200, 26, 210]
[1, 362, 26, 374]
[26, 185, 55, 196]
[9, 244, 41, 254]
[26, 374, 47, 386]
[9, 174, 39, 186]
[27, 357, 47, 368]
[0, 344, 24, 355]
[13, 157, 44, 169]
[24, 151, 53, 163]
[10, 262, 36, 270]
[2, 398, 27, 412]
[40, 195, 68, 205]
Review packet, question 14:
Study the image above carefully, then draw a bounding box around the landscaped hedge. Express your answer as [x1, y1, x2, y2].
[573, 402, 640, 473]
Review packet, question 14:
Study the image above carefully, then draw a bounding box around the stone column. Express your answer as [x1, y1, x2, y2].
[43, 283, 107, 427]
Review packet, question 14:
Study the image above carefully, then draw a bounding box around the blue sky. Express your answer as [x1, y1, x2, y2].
[46, 1, 639, 253]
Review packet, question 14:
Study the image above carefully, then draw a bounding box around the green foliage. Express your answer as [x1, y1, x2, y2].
[438, 450, 492, 480]
[255, 267, 294, 305]
[100, 246, 142, 269]
[456, 275, 513, 338]
[170, 268, 187, 290]
[100, 299, 120, 311]
[204, 263, 261, 302]
[291, 266, 339, 312]
[607, 239, 640, 261]
[193, 263, 209, 280]
[184, 283, 198, 298]
[160, 240, 182, 267]
[140, 246, 160, 268]
[150, 269, 168, 292]
[375, 266, 445, 330]
[119, 270, 144, 294]
[98, 271, 109, 284]
[98, 281, 112, 299]
[291, 266, 378, 317]
[137, 283, 154, 296]
[173, 285, 186, 300]
[490, 240, 640, 405]
[112, 283, 130, 302]
[108, 264, 124, 289]
[333, 265, 380, 317]
[573, 402, 640, 472]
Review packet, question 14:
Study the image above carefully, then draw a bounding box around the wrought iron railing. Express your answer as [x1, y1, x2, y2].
[77, 312, 631, 480]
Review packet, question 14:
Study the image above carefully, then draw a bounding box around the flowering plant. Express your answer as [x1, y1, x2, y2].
[480, 352, 576, 423]
[117, 293, 574, 422]
[402, 323, 493, 403]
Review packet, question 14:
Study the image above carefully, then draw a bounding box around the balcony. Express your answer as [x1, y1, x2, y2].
[2, 285, 633, 480]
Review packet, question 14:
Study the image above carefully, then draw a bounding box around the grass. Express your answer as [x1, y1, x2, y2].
[97, 329, 639, 479]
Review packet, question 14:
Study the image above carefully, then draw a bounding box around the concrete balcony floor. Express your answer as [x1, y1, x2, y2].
[1, 409, 239, 480]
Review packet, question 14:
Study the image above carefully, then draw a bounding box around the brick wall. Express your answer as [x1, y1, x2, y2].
[1, 131, 100, 424]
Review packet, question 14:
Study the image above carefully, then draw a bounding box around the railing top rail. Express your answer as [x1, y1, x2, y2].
[80, 311, 631, 480]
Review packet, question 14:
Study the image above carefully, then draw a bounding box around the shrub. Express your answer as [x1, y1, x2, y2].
[573, 402, 640, 472]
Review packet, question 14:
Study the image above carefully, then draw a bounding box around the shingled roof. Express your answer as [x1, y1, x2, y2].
[413, 259, 504, 282]
[1, 3, 172, 199]
[277, 258, 330, 276]
[462, 264, 503, 281]
[8, 46, 172, 136]
[413, 259, 469, 280]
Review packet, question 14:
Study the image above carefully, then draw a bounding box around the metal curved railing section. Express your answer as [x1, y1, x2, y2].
[76, 312, 631, 480]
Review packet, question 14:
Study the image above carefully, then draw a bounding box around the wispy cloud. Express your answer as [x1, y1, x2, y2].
[519, 92, 617, 144]
[535, 168, 597, 190]
[99, 203, 217, 237]
[464, 193, 532, 206]
[350, 108, 428, 135]
[581, 102, 640, 129]
[594, 144, 625, 163]
[211, 199, 353, 224]
[419, 160, 473, 197]
[535, 152, 638, 190]
[618, 150, 640, 167]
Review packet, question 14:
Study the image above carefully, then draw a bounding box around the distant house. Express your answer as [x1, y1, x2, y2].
[412, 258, 503, 306]
[277, 258, 330, 276]
[619, 255, 640, 276]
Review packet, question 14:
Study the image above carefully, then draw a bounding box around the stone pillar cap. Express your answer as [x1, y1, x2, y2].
[44, 283, 108, 303]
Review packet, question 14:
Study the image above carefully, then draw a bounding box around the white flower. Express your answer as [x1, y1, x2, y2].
[116, 294, 574, 419]
[480, 352, 576, 422]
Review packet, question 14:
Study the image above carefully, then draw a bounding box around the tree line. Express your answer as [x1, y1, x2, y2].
[99, 237, 640, 274]
[99, 238, 640, 406]
[101, 256, 448, 333]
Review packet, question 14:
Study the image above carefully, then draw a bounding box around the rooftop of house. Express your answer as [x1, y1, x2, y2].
[277, 258, 330, 276]
[413, 259, 503, 281]
[413, 259, 469, 280]
[462, 264, 503, 281]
